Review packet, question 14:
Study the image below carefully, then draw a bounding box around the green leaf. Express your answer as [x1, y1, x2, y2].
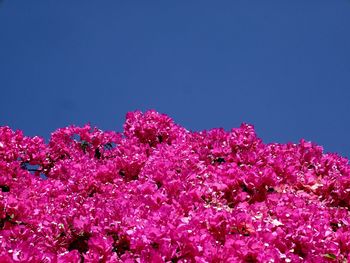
[323, 253, 336, 260]
[80, 141, 89, 153]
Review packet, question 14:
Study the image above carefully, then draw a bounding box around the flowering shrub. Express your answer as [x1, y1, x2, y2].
[0, 110, 350, 262]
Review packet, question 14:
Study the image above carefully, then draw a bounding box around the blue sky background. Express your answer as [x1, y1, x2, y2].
[0, 1, 349, 157]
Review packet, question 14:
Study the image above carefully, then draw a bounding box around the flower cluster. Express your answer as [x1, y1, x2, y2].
[0, 110, 350, 262]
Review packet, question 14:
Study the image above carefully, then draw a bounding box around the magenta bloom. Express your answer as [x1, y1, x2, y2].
[0, 110, 349, 262]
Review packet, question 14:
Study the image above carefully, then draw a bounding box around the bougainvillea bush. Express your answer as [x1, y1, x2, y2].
[1, 110, 350, 263]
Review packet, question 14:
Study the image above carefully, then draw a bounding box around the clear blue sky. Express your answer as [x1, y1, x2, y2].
[1, 1, 349, 157]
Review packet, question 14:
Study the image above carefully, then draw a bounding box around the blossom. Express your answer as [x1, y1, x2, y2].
[0, 110, 349, 262]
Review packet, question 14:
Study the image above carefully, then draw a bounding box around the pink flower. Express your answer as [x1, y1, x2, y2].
[58, 250, 81, 263]
[0, 110, 350, 262]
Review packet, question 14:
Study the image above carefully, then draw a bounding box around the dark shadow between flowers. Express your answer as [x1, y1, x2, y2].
[0, 185, 10, 192]
[111, 234, 131, 257]
[68, 232, 91, 263]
